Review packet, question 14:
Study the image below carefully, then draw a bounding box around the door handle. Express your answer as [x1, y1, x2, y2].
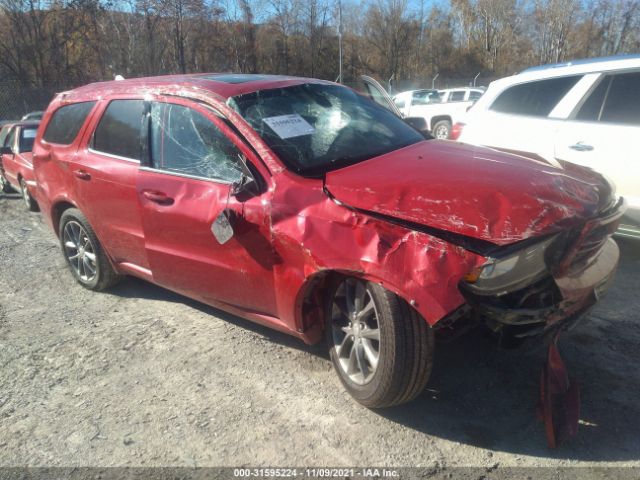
[73, 169, 91, 180]
[141, 189, 174, 205]
[568, 142, 594, 152]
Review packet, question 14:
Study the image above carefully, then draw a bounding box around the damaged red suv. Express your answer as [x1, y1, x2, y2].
[33, 74, 624, 410]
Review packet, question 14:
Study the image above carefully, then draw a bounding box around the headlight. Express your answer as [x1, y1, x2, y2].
[465, 236, 556, 296]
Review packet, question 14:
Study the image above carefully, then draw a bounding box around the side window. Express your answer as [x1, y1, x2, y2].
[19, 127, 38, 153]
[150, 102, 242, 183]
[43, 101, 96, 145]
[411, 91, 428, 105]
[490, 75, 581, 117]
[599, 71, 640, 125]
[92, 100, 145, 160]
[575, 76, 611, 122]
[394, 98, 405, 109]
[469, 91, 482, 101]
[450, 91, 465, 102]
[4, 127, 16, 149]
[412, 90, 440, 105]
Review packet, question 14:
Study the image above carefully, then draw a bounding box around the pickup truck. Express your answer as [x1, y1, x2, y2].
[392, 87, 484, 139]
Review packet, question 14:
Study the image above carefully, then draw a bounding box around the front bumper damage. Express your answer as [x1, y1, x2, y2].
[461, 197, 624, 341]
[457, 198, 624, 447]
[462, 238, 619, 342]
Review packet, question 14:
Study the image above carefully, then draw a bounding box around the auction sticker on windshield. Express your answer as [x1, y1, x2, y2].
[263, 114, 315, 139]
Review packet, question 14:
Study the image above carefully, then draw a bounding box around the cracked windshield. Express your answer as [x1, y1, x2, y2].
[229, 83, 424, 175]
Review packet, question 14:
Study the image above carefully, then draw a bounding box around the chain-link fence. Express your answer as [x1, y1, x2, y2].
[390, 76, 495, 95]
[0, 81, 63, 121]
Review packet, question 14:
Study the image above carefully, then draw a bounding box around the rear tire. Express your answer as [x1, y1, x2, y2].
[432, 119, 452, 140]
[20, 178, 38, 211]
[59, 208, 121, 291]
[326, 277, 434, 408]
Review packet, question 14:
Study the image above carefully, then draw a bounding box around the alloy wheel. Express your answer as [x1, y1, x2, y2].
[20, 180, 30, 207]
[63, 220, 98, 283]
[330, 278, 381, 385]
[435, 125, 449, 139]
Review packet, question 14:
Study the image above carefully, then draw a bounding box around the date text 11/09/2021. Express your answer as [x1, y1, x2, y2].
[233, 468, 399, 477]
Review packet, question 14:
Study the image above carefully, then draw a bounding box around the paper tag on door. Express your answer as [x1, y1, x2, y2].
[263, 114, 315, 139]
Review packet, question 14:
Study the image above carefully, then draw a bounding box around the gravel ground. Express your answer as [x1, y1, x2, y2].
[1, 190, 639, 471]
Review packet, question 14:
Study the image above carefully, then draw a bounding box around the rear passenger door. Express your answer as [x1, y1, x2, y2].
[75, 98, 150, 271]
[137, 97, 278, 315]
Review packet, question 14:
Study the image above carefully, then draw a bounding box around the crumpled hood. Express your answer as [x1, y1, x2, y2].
[324, 140, 612, 246]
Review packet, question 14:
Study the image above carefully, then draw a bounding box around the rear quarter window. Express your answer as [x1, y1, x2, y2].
[490, 75, 581, 117]
[43, 101, 96, 145]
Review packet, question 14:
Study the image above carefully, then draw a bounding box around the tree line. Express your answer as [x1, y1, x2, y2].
[0, 0, 639, 93]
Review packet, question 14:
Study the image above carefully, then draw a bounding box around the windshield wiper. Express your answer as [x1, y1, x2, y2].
[298, 154, 369, 177]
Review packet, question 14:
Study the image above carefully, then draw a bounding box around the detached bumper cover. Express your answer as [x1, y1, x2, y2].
[462, 197, 625, 335]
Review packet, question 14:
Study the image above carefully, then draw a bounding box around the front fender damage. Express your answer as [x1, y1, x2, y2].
[267, 173, 486, 344]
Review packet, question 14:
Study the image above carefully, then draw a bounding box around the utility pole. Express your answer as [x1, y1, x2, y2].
[338, 0, 343, 83]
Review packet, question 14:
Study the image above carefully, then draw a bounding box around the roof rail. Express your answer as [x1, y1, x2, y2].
[521, 53, 640, 73]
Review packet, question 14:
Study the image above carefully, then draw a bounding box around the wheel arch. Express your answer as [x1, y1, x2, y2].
[294, 268, 438, 345]
[51, 199, 79, 238]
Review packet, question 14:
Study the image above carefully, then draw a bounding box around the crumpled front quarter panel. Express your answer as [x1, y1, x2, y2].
[269, 171, 486, 331]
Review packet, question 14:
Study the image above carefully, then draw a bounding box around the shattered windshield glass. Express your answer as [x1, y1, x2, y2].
[229, 83, 424, 175]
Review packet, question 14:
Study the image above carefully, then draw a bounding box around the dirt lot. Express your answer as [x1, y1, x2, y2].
[1, 190, 639, 471]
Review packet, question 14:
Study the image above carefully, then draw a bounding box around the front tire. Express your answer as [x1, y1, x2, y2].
[59, 208, 121, 291]
[20, 178, 38, 211]
[326, 277, 434, 408]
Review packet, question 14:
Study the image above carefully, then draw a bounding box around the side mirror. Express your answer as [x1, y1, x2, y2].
[0, 146, 13, 155]
[231, 154, 259, 197]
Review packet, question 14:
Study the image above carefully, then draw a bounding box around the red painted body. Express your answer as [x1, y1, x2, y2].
[1, 121, 40, 199]
[32, 74, 623, 344]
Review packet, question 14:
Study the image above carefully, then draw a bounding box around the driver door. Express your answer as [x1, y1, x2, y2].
[137, 97, 278, 315]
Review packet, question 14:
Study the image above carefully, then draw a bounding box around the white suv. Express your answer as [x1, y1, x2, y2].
[455, 54, 640, 238]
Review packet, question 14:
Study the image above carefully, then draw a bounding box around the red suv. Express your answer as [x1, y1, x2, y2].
[33, 74, 624, 409]
[1, 120, 41, 210]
